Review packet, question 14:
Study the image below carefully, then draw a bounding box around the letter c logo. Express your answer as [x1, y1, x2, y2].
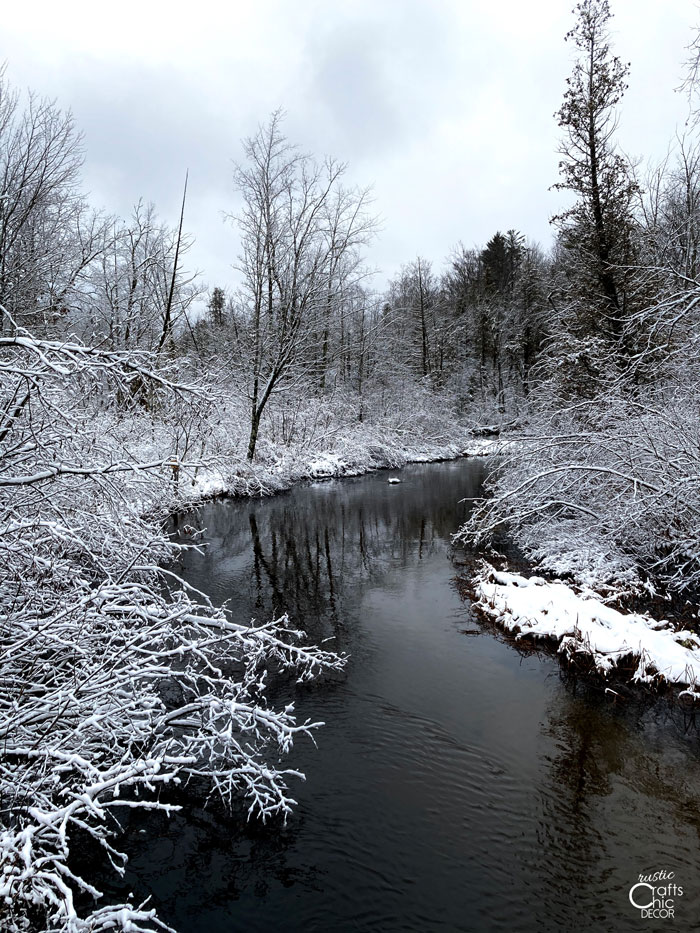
[629, 883, 654, 910]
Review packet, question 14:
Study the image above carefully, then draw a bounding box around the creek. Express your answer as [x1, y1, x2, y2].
[103, 459, 700, 932]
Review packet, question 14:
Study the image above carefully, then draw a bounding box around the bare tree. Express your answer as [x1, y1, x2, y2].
[0, 66, 93, 334]
[229, 111, 376, 459]
[82, 200, 201, 354]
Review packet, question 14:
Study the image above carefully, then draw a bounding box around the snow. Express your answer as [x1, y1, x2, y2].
[191, 474, 228, 497]
[307, 453, 346, 478]
[180, 429, 499, 507]
[461, 438, 503, 457]
[475, 564, 700, 693]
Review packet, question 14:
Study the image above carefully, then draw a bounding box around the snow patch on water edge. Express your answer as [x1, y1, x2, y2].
[473, 563, 700, 700]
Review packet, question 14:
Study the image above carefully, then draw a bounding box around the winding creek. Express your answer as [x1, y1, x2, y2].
[108, 459, 700, 931]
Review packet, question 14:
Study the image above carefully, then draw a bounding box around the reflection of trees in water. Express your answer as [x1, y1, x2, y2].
[121, 467, 483, 931]
[175, 463, 486, 643]
[537, 697, 617, 868]
[531, 686, 700, 930]
[155, 463, 488, 930]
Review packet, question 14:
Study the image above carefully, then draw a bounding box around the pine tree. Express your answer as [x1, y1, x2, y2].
[553, 0, 637, 346]
[208, 286, 226, 327]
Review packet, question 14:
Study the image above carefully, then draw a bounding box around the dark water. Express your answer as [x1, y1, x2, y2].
[111, 460, 700, 932]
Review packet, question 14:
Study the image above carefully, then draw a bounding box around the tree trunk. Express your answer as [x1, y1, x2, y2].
[247, 405, 261, 460]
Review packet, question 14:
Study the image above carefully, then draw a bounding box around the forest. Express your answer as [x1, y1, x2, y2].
[3, 0, 700, 929]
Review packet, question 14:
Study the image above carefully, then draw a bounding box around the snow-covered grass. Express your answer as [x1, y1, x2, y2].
[475, 564, 700, 697]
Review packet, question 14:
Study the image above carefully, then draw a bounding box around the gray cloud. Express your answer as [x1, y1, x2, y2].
[1, 0, 694, 293]
[304, 1, 459, 160]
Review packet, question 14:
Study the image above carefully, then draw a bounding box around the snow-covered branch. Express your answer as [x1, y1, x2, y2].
[0, 307, 346, 932]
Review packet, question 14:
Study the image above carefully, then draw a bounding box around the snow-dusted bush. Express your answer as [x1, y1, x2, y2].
[0, 315, 344, 932]
[457, 386, 700, 594]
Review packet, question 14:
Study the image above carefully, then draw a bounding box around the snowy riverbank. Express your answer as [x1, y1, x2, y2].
[168, 431, 501, 510]
[474, 564, 700, 698]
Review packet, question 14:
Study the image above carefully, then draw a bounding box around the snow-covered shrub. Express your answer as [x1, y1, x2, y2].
[0, 317, 344, 932]
[456, 386, 700, 594]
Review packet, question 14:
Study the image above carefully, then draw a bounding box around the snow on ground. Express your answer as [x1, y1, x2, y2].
[307, 452, 347, 478]
[461, 437, 505, 457]
[475, 565, 700, 696]
[179, 433, 502, 508]
[191, 473, 229, 497]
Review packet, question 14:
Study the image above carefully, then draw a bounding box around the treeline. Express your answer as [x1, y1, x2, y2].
[192, 224, 550, 447]
[5, 0, 700, 593]
[177, 110, 552, 458]
[0, 72, 547, 460]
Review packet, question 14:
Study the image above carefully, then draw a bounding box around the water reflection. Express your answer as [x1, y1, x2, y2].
[96, 459, 700, 933]
[528, 685, 700, 931]
[171, 460, 487, 646]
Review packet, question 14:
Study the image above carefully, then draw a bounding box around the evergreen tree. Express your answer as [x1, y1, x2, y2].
[208, 286, 226, 327]
[553, 0, 637, 346]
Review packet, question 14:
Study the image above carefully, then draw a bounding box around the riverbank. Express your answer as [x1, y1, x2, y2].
[468, 562, 700, 701]
[165, 427, 501, 512]
[452, 426, 700, 701]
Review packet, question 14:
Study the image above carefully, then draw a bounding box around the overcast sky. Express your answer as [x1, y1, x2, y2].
[3, 0, 697, 292]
